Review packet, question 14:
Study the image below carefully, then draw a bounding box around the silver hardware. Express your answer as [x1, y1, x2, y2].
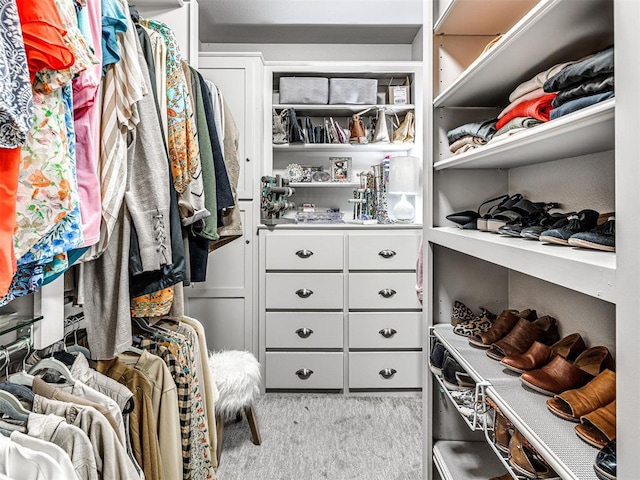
[378, 249, 396, 259]
[295, 249, 314, 259]
[295, 368, 314, 379]
[378, 288, 396, 298]
[295, 328, 314, 339]
[379, 328, 397, 338]
[295, 288, 314, 298]
[379, 368, 397, 379]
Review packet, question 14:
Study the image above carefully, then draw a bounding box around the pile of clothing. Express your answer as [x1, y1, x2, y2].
[446, 45, 615, 154]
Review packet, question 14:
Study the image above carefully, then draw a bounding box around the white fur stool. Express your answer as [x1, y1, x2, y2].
[207, 350, 262, 462]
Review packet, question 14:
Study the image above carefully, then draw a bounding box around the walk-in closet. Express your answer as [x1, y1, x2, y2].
[0, 0, 634, 479]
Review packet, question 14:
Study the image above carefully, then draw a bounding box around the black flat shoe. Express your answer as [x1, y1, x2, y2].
[594, 439, 616, 480]
[540, 209, 600, 245]
[521, 212, 575, 239]
[568, 215, 615, 252]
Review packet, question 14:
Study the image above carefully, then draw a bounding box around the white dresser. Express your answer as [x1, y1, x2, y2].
[258, 226, 422, 392]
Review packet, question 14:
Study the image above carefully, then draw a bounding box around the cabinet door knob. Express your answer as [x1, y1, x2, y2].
[295, 368, 314, 380]
[379, 328, 397, 339]
[378, 288, 397, 298]
[378, 249, 396, 259]
[295, 327, 314, 339]
[295, 288, 314, 298]
[295, 249, 314, 259]
[379, 368, 397, 379]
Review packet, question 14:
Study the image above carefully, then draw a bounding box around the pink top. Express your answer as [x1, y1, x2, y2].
[73, 0, 103, 247]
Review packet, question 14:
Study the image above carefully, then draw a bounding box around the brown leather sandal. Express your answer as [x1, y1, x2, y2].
[520, 346, 615, 397]
[509, 430, 560, 479]
[486, 315, 558, 361]
[575, 400, 616, 448]
[468, 309, 534, 348]
[546, 369, 616, 421]
[487, 397, 512, 453]
[501, 332, 586, 374]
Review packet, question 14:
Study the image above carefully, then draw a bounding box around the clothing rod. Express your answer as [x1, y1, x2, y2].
[0, 336, 31, 366]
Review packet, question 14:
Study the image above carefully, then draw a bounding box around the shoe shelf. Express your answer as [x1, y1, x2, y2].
[426, 227, 616, 303]
[434, 0, 613, 108]
[272, 143, 414, 152]
[273, 104, 415, 116]
[434, 0, 540, 36]
[433, 99, 614, 171]
[433, 324, 600, 480]
[433, 440, 509, 480]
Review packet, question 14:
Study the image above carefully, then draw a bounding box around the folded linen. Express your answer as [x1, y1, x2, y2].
[447, 118, 497, 145]
[544, 46, 614, 93]
[495, 93, 557, 130]
[552, 74, 614, 108]
[549, 91, 614, 120]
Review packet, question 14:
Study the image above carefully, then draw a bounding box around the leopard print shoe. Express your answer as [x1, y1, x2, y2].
[453, 309, 496, 337]
[451, 300, 476, 326]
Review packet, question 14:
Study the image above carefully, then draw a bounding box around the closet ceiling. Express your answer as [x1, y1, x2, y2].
[198, 0, 423, 44]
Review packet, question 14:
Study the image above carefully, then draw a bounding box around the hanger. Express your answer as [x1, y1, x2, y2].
[28, 357, 76, 385]
[65, 318, 92, 359]
[0, 391, 30, 422]
[6, 342, 34, 387]
[132, 317, 172, 342]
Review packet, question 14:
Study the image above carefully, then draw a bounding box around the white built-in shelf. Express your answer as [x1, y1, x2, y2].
[289, 182, 360, 188]
[273, 104, 415, 116]
[426, 227, 616, 303]
[433, 325, 600, 480]
[273, 143, 414, 152]
[434, 0, 540, 35]
[434, 99, 615, 170]
[433, 441, 509, 480]
[434, 0, 613, 107]
[133, 0, 184, 6]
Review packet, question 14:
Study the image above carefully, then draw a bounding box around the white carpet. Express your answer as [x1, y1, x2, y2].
[216, 393, 422, 480]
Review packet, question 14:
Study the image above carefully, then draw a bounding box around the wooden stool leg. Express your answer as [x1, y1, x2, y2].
[216, 414, 224, 464]
[244, 405, 261, 445]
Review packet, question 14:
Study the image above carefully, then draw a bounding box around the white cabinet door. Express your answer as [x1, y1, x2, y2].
[185, 201, 254, 352]
[198, 54, 263, 201]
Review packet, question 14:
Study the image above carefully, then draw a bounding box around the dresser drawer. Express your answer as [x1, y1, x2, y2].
[266, 273, 343, 309]
[348, 233, 420, 270]
[349, 312, 422, 349]
[266, 234, 343, 270]
[348, 272, 421, 310]
[349, 352, 422, 389]
[266, 312, 343, 349]
[266, 352, 344, 389]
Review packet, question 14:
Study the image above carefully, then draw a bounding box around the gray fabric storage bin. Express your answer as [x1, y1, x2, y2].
[329, 78, 378, 105]
[279, 77, 329, 104]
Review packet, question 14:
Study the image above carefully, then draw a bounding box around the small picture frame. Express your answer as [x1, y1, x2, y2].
[301, 165, 313, 183]
[330, 157, 351, 182]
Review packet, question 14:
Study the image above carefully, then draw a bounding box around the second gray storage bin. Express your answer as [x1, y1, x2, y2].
[329, 78, 378, 104]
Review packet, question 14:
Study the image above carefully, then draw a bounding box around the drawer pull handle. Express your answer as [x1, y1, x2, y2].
[379, 328, 397, 339]
[378, 249, 396, 259]
[295, 328, 314, 339]
[378, 288, 396, 298]
[295, 288, 314, 298]
[295, 249, 314, 259]
[295, 368, 314, 380]
[379, 368, 397, 380]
